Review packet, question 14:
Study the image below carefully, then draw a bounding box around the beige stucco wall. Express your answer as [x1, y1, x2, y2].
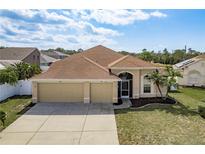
[111, 68, 167, 98]
[32, 81, 38, 103]
[32, 80, 117, 103]
[83, 82, 90, 103]
[177, 60, 205, 86]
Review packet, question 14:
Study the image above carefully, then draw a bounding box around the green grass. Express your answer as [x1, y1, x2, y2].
[175, 87, 205, 102]
[115, 87, 205, 144]
[0, 96, 32, 131]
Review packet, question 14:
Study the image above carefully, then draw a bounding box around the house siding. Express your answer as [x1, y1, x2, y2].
[177, 60, 205, 86]
[23, 49, 40, 66]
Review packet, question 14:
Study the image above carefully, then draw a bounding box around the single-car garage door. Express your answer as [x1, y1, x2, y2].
[91, 83, 113, 103]
[38, 83, 83, 102]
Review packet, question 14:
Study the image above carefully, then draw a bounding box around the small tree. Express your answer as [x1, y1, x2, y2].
[164, 66, 183, 96]
[147, 69, 167, 98]
[0, 111, 6, 127]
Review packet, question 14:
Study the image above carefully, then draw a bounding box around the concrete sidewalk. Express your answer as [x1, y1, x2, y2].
[0, 103, 119, 145]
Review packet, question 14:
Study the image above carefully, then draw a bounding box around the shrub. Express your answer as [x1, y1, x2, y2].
[11, 62, 41, 80]
[0, 68, 18, 85]
[0, 62, 41, 85]
[0, 111, 6, 126]
[198, 106, 205, 119]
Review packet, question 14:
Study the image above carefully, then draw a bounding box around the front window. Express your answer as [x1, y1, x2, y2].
[143, 75, 151, 93]
[144, 84, 151, 93]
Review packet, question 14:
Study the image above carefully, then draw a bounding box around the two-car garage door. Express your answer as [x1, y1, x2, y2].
[38, 83, 84, 103]
[37, 82, 113, 103]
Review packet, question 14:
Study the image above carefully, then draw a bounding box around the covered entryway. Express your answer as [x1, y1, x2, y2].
[38, 83, 84, 103]
[118, 72, 133, 98]
[90, 83, 113, 103]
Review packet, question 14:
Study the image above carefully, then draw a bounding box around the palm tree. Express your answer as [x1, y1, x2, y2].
[147, 69, 167, 98]
[164, 66, 183, 96]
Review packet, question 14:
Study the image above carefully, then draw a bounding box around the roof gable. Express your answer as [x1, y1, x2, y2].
[81, 45, 123, 67]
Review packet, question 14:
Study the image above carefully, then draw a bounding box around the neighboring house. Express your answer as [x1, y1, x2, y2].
[40, 53, 58, 71]
[43, 50, 69, 59]
[32, 45, 166, 103]
[0, 47, 40, 66]
[0, 60, 22, 69]
[174, 54, 205, 87]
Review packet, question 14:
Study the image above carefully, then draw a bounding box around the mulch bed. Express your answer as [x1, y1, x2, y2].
[131, 97, 176, 108]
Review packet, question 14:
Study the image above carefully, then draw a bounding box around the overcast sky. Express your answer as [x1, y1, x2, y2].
[0, 9, 204, 52]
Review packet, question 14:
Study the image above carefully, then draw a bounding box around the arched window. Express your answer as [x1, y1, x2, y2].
[143, 75, 151, 93]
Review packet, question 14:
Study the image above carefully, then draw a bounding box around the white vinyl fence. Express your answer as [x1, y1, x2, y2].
[0, 80, 32, 102]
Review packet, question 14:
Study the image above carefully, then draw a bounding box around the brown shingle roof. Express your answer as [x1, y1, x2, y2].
[33, 53, 119, 80]
[109, 55, 155, 68]
[0, 47, 37, 60]
[33, 45, 156, 80]
[81, 45, 123, 67]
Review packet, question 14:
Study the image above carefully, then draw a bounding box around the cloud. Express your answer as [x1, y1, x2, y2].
[0, 9, 167, 49]
[78, 10, 167, 25]
[150, 11, 167, 18]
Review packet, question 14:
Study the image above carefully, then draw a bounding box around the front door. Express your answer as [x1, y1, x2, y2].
[121, 80, 129, 98]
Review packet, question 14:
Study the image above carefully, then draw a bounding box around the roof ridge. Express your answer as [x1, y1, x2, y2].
[108, 55, 129, 67]
[83, 56, 109, 73]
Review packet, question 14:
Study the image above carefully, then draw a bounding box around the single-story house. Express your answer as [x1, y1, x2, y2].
[174, 54, 205, 87]
[32, 45, 167, 103]
[0, 47, 40, 66]
[40, 53, 58, 71]
[0, 60, 22, 70]
[42, 50, 69, 60]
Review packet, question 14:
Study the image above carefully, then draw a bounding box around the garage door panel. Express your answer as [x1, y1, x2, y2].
[38, 83, 83, 103]
[91, 83, 113, 103]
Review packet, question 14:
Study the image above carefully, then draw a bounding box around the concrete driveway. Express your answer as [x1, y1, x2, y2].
[0, 103, 119, 145]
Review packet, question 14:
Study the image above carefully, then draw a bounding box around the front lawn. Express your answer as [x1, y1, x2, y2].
[0, 96, 32, 131]
[115, 87, 205, 144]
